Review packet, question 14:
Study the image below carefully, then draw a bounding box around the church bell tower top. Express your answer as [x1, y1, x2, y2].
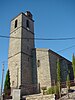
[25, 11, 33, 19]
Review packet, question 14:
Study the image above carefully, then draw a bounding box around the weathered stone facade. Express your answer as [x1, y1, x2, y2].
[32, 48, 73, 90]
[33, 49, 51, 89]
[8, 11, 35, 95]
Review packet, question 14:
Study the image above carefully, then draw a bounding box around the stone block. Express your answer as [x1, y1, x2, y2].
[13, 89, 21, 100]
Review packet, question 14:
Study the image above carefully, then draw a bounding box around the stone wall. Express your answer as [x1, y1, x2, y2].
[60, 60, 68, 82]
[8, 53, 21, 88]
[8, 12, 35, 95]
[8, 13, 22, 88]
[35, 48, 51, 89]
[24, 94, 55, 100]
[34, 48, 72, 90]
[49, 52, 57, 83]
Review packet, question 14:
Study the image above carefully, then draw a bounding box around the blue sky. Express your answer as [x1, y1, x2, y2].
[0, 0, 75, 86]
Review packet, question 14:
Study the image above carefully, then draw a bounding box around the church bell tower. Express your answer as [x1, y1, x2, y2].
[8, 11, 35, 94]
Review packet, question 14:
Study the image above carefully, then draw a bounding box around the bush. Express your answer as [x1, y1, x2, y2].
[46, 85, 59, 95]
[47, 86, 55, 94]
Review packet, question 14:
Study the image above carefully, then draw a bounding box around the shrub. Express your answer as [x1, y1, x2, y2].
[47, 86, 55, 94]
[46, 85, 59, 95]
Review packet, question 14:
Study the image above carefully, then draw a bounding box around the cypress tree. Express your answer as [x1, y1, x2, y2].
[66, 70, 70, 90]
[4, 69, 10, 95]
[66, 71, 70, 99]
[57, 59, 61, 97]
[72, 53, 75, 80]
[57, 59, 61, 82]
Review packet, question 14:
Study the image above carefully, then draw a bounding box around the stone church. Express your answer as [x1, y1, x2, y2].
[8, 11, 73, 95]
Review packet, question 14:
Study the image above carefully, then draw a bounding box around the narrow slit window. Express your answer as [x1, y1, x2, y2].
[15, 20, 17, 28]
[38, 60, 40, 67]
[26, 20, 29, 28]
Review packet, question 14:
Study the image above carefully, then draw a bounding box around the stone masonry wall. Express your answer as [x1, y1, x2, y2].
[8, 12, 35, 95]
[25, 94, 55, 100]
[8, 53, 21, 88]
[8, 13, 22, 88]
[49, 52, 58, 83]
[21, 13, 35, 92]
[35, 48, 51, 89]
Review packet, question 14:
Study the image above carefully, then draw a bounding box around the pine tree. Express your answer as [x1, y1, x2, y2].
[4, 69, 10, 95]
[72, 53, 75, 80]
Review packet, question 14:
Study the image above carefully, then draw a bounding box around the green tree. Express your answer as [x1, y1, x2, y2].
[57, 59, 61, 82]
[66, 72, 70, 99]
[4, 69, 10, 95]
[66, 72, 70, 90]
[72, 53, 75, 80]
[57, 59, 61, 97]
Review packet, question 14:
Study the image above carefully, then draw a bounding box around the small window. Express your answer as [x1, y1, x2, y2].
[26, 20, 29, 28]
[15, 20, 17, 28]
[38, 60, 40, 67]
